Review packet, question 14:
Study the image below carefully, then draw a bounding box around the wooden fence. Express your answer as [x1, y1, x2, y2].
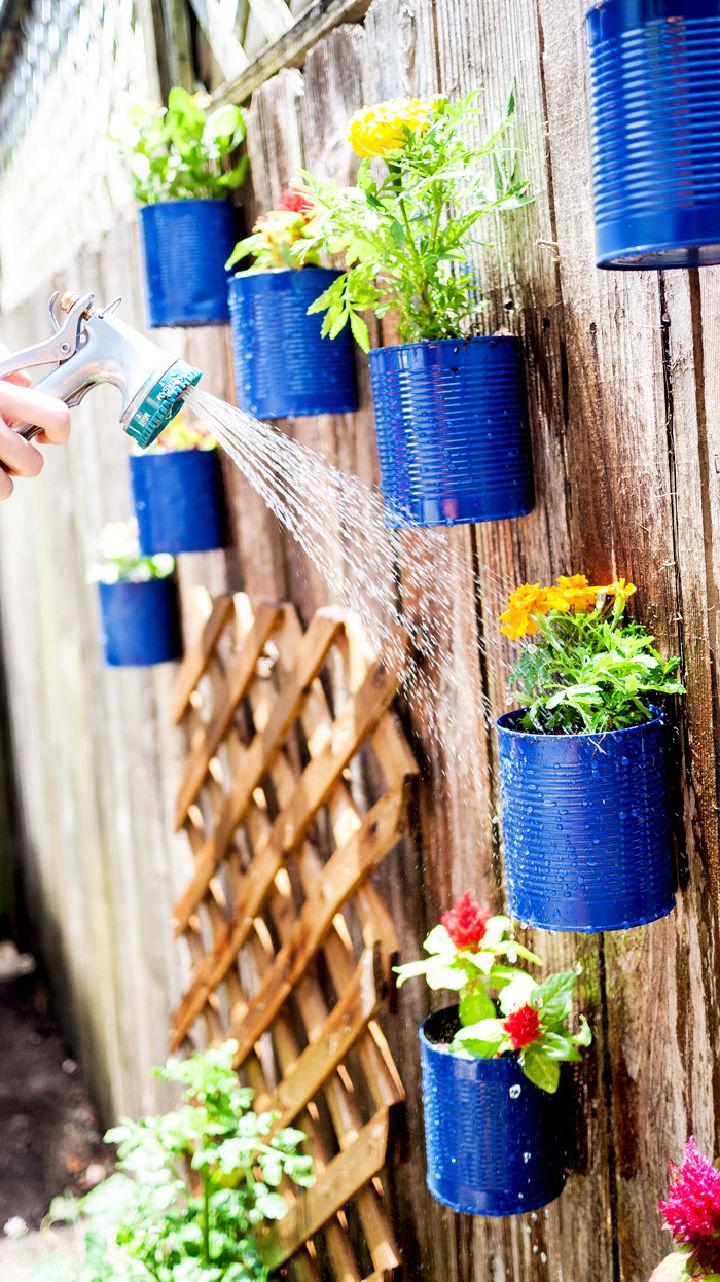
[0, 1, 719, 1280]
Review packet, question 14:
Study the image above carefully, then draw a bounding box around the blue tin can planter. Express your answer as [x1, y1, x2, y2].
[586, 0, 720, 269]
[98, 578, 181, 668]
[497, 707, 676, 933]
[140, 200, 237, 327]
[228, 268, 358, 420]
[131, 450, 225, 555]
[420, 1008, 569, 1216]
[367, 336, 534, 528]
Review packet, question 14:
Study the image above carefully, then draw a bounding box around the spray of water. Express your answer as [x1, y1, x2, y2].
[186, 388, 512, 787]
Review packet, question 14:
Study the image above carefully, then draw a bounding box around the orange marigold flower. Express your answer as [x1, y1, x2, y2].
[545, 574, 600, 613]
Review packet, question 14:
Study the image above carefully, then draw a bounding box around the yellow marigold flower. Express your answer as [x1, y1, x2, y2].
[605, 577, 637, 599]
[348, 97, 430, 158]
[500, 583, 550, 639]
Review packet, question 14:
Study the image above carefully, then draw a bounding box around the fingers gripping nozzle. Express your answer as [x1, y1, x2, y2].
[0, 291, 202, 448]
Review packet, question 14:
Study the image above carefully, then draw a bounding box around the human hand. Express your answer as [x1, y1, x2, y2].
[0, 345, 71, 499]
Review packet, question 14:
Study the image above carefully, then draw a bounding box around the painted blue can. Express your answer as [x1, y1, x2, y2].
[98, 578, 181, 668]
[228, 269, 358, 419]
[131, 450, 225, 555]
[497, 707, 676, 932]
[586, 0, 720, 269]
[367, 336, 534, 528]
[420, 1007, 569, 1216]
[140, 200, 237, 327]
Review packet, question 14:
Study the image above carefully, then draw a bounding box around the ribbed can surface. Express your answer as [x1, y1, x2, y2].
[140, 200, 236, 327]
[131, 450, 225, 555]
[368, 336, 534, 528]
[99, 579, 181, 667]
[497, 708, 676, 932]
[420, 1008, 569, 1216]
[586, 0, 720, 268]
[228, 269, 358, 420]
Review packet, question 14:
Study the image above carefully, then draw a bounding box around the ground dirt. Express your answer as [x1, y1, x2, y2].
[0, 944, 111, 1279]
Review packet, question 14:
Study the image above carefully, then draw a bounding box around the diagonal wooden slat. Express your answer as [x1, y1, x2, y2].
[172, 595, 234, 724]
[170, 592, 415, 1281]
[258, 1110, 393, 1271]
[229, 786, 407, 1064]
[258, 944, 383, 1129]
[175, 601, 283, 821]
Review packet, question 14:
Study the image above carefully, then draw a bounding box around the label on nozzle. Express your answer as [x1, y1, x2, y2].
[126, 360, 203, 450]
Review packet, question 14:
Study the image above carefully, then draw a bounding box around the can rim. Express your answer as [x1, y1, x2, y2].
[496, 703, 664, 741]
[420, 1005, 525, 1072]
[140, 196, 232, 210]
[368, 333, 520, 360]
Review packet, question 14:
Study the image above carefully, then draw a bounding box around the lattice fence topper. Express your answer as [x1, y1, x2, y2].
[170, 590, 418, 1281]
[0, 0, 150, 311]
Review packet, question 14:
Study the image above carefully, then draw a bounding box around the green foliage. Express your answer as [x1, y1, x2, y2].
[301, 88, 532, 349]
[33, 1042, 313, 1282]
[116, 88, 247, 204]
[88, 519, 174, 585]
[395, 911, 590, 1093]
[648, 1251, 694, 1282]
[510, 595, 685, 735]
[225, 211, 321, 273]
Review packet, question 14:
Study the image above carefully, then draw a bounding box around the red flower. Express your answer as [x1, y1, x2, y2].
[440, 890, 492, 951]
[503, 1004, 542, 1050]
[659, 1137, 720, 1245]
[280, 186, 314, 220]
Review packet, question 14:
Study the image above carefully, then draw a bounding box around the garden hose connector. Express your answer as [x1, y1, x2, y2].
[0, 290, 202, 449]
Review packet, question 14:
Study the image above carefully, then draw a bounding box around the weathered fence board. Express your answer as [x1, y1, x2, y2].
[0, 1, 719, 1279]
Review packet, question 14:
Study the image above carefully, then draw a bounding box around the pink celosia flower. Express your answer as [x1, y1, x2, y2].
[440, 890, 491, 951]
[659, 1137, 720, 1245]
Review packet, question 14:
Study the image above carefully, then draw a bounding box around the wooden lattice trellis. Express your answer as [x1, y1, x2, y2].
[170, 591, 417, 1281]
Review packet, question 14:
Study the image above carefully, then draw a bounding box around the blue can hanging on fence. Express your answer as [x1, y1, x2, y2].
[131, 450, 225, 555]
[367, 335, 534, 528]
[586, 0, 720, 269]
[98, 578, 182, 668]
[228, 268, 358, 420]
[420, 1007, 569, 1216]
[140, 200, 237, 327]
[497, 707, 676, 933]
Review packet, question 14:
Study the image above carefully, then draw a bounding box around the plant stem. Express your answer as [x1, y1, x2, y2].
[202, 1175, 212, 1265]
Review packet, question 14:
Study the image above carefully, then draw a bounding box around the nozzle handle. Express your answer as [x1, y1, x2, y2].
[11, 363, 93, 440]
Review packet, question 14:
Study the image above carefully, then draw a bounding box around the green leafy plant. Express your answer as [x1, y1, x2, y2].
[298, 88, 531, 351]
[116, 87, 247, 204]
[34, 1041, 314, 1282]
[225, 187, 321, 273]
[395, 891, 590, 1094]
[88, 519, 174, 585]
[500, 574, 685, 734]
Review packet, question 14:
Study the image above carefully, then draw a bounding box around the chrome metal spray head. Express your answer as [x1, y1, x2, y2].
[0, 291, 202, 448]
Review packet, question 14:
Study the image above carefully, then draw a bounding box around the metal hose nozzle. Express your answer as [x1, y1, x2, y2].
[0, 291, 202, 449]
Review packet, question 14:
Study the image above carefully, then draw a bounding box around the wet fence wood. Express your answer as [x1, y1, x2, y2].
[0, 1, 718, 1280]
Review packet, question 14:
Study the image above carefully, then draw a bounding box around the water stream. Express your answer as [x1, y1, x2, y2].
[186, 388, 514, 788]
